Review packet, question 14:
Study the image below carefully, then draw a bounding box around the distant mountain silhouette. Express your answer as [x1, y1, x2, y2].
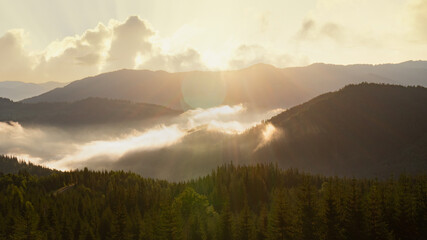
[103, 83, 427, 180]
[0, 97, 180, 127]
[0, 81, 66, 101]
[22, 61, 427, 110]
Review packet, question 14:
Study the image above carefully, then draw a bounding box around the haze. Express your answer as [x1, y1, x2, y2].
[0, 0, 426, 83]
[0, 105, 282, 175]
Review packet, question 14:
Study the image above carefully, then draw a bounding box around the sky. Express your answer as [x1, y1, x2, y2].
[0, 0, 426, 83]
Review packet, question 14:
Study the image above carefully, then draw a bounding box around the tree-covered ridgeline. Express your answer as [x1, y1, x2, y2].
[0, 155, 54, 176]
[0, 163, 425, 240]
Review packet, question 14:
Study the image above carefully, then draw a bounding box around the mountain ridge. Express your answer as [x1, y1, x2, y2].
[0, 97, 181, 127]
[86, 83, 427, 180]
[0, 81, 67, 101]
[22, 61, 427, 110]
[252, 83, 427, 177]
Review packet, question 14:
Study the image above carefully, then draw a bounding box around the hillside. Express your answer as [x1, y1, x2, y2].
[100, 83, 427, 179]
[0, 81, 66, 101]
[0, 97, 180, 127]
[21, 61, 427, 110]
[252, 83, 427, 177]
[0, 155, 54, 176]
[0, 164, 425, 239]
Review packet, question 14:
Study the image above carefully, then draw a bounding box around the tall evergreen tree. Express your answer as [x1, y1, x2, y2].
[13, 201, 41, 240]
[219, 201, 233, 240]
[111, 203, 129, 240]
[237, 201, 253, 240]
[395, 177, 416, 240]
[323, 184, 343, 240]
[267, 190, 292, 240]
[344, 179, 367, 240]
[256, 206, 268, 240]
[367, 185, 393, 240]
[299, 179, 318, 240]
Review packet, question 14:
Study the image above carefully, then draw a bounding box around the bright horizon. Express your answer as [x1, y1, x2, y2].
[0, 0, 426, 83]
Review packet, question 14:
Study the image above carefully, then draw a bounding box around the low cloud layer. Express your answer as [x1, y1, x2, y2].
[0, 105, 283, 171]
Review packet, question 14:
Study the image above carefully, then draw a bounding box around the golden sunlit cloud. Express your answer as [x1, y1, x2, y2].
[262, 123, 276, 141]
[49, 125, 186, 170]
[1, 0, 425, 83]
[0, 105, 284, 170]
[254, 123, 281, 151]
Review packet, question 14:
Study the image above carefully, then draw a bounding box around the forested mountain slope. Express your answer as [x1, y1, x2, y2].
[0, 164, 425, 240]
[0, 97, 180, 127]
[101, 84, 427, 179]
[0, 155, 54, 176]
[253, 83, 427, 176]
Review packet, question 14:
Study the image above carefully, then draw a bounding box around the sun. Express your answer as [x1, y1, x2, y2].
[201, 51, 227, 70]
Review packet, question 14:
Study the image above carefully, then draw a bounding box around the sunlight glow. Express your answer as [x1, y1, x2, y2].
[1, 105, 284, 171]
[254, 123, 279, 151]
[206, 120, 248, 134]
[184, 104, 245, 122]
[134, 52, 144, 68]
[262, 123, 276, 141]
[49, 125, 185, 170]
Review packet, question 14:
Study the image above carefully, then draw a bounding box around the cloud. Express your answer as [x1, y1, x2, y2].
[320, 22, 344, 41]
[254, 123, 281, 151]
[407, 0, 427, 42]
[0, 30, 34, 82]
[0, 122, 77, 161]
[296, 18, 344, 42]
[296, 19, 316, 40]
[0, 16, 303, 83]
[141, 48, 206, 72]
[0, 16, 208, 83]
[259, 11, 271, 33]
[105, 16, 154, 70]
[34, 22, 111, 82]
[48, 125, 186, 170]
[0, 105, 283, 171]
[228, 44, 294, 69]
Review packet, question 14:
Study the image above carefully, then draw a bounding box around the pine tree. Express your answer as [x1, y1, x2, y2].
[367, 185, 393, 240]
[324, 184, 343, 240]
[237, 202, 253, 240]
[395, 177, 416, 240]
[99, 208, 113, 240]
[111, 203, 129, 240]
[299, 179, 318, 240]
[256, 206, 268, 240]
[163, 204, 181, 240]
[60, 220, 73, 240]
[344, 180, 367, 240]
[414, 180, 427, 239]
[267, 190, 292, 240]
[82, 227, 96, 240]
[219, 201, 233, 240]
[13, 201, 42, 240]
